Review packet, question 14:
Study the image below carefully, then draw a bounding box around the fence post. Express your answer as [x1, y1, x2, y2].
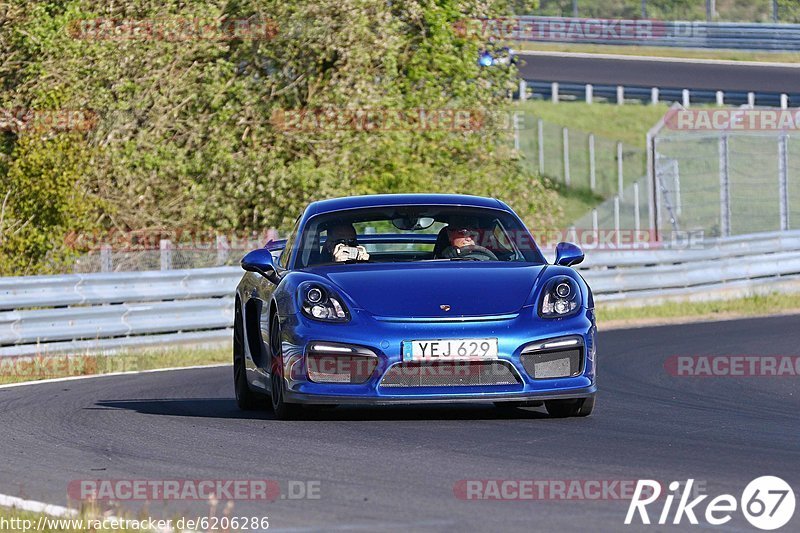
[513, 112, 520, 151]
[100, 244, 112, 273]
[551, 82, 559, 103]
[562, 127, 571, 186]
[613, 196, 621, 247]
[716, 91, 724, 106]
[617, 141, 624, 199]
[682, 89, 690, 107]
[719, 135, 731, 237]
[592, 208, 599, 238]
[616, 85, 624, 105]
[779, 133, 790, 231]
[747, 92, 755, 107]
[586, 84, 593, 104]
[160, 239, 173, 270]
[651, 87, 659, 105]
[634, 181, 641, 235]
[673, 159, 682, 216]
[519, 80, 528, 102]
[647, 132, 659, 240]
[589, 133, 596, 191]
[781, 93, 789, 109]
[537, 119, 544, 174]
[216, 235, 230, 265]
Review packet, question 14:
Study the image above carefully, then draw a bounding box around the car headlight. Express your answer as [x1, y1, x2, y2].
[539, 277, 581, 318]
[299, 283, 350, 322]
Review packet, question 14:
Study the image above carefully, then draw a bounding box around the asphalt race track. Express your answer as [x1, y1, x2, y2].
[0, 315, 797, 532]
[517, 53, 800, 93]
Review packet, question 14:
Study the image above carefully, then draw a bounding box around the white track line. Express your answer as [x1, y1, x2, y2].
[0, 363, 229, 390]
[515, 49, 800, 68]
[0, 493, 77, 517]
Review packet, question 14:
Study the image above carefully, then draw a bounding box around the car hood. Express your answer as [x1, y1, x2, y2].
[312, 262, 547, 318]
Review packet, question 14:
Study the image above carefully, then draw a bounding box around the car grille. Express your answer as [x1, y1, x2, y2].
[307, 354, 377, 384]
[380, 360, 521, 388]
[520, 348, 582, 379]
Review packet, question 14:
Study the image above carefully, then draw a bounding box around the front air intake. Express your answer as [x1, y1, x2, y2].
[306, 354, 377, 384]
[520, 348, 582, 379]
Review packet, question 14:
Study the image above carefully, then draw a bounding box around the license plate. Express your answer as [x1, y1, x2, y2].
[403, 338, 499, 361]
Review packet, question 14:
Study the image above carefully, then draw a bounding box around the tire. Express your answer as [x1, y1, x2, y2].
[269, 313, 302, 420]
[234, 303, 262, 410]
[545, 395, 595, 418]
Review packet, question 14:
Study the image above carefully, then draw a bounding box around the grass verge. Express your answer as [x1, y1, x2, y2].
[0, 345, 229, 386]
[598, 292, 800, 329]
[514, 100, 671, 148]
[512, 42, 800, 64]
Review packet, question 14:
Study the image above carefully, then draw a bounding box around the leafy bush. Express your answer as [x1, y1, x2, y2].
[0, 0, 559, 274]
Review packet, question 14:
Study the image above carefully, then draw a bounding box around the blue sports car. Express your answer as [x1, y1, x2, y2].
[234, 194, 596, 419]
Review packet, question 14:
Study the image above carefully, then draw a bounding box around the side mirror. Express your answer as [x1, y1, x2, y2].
[241, 248, 281, 283]
[555, 242, 584, 267]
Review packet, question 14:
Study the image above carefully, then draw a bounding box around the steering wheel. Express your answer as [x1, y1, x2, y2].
[457, 245, 498, 261]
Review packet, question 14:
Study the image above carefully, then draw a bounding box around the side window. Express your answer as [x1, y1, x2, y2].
[279, 217, 301, 269]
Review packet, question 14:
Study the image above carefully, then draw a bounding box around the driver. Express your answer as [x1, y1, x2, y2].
[323, 223, 370, 263]
[440, 218, 498, 261]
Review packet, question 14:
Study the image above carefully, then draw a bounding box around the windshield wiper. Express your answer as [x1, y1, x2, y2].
[448, 257, 482, 261]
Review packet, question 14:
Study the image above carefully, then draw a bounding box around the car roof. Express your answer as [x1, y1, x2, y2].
[306, 194, 506, 216]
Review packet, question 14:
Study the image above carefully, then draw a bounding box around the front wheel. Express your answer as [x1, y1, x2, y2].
[269, 314, 302, 420]
[545, 395, 595, 418]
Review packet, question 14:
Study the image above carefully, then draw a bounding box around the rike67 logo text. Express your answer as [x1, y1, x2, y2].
[626, 477, 795, 530]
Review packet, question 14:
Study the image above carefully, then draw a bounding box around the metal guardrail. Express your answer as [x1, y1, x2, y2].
[521, 80, 799, 108]
[2, 230, 799, 356]
[513, 17, 800, 51]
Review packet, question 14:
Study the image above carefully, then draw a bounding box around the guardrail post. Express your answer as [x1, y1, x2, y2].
[513, 112, 521, 151]
[613, 196, 621, 247]
[617, 142, 624, 199]
[551, 82, 559, 103]
[682, 89, 690, 107]
[100, 244, 112, 273]
[216, 235, 230, 265]
[585, 84, 593, 104]
[562, 127, 571, 186]
[716, 91, 724, 106]
[537, 119, 544, 174]
[719, 135, 731, 237]
[519, 79, 528, 102]
[589, 133, 596, 191]
[779, 133, 790, 231]
[616, 85, 624, 105]
[651, 87, 659, 105]
[160, 239, 173, 270]
[592, 208, 599, 238]
[781, 93, 789, 109]
[748, 92, 755, 107]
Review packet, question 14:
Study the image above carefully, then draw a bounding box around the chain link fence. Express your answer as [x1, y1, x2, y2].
[651, 110, 800, 238]
[72, 231, 281, 273]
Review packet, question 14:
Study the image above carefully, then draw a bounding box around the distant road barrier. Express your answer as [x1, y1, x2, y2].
[2, 230, 799, 356]
[503, 17, 800, 51]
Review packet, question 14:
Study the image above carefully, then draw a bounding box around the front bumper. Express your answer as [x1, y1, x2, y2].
[273, 307, 597, 405]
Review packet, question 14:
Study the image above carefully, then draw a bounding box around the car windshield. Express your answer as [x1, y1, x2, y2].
[293, 206, 545, 268]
